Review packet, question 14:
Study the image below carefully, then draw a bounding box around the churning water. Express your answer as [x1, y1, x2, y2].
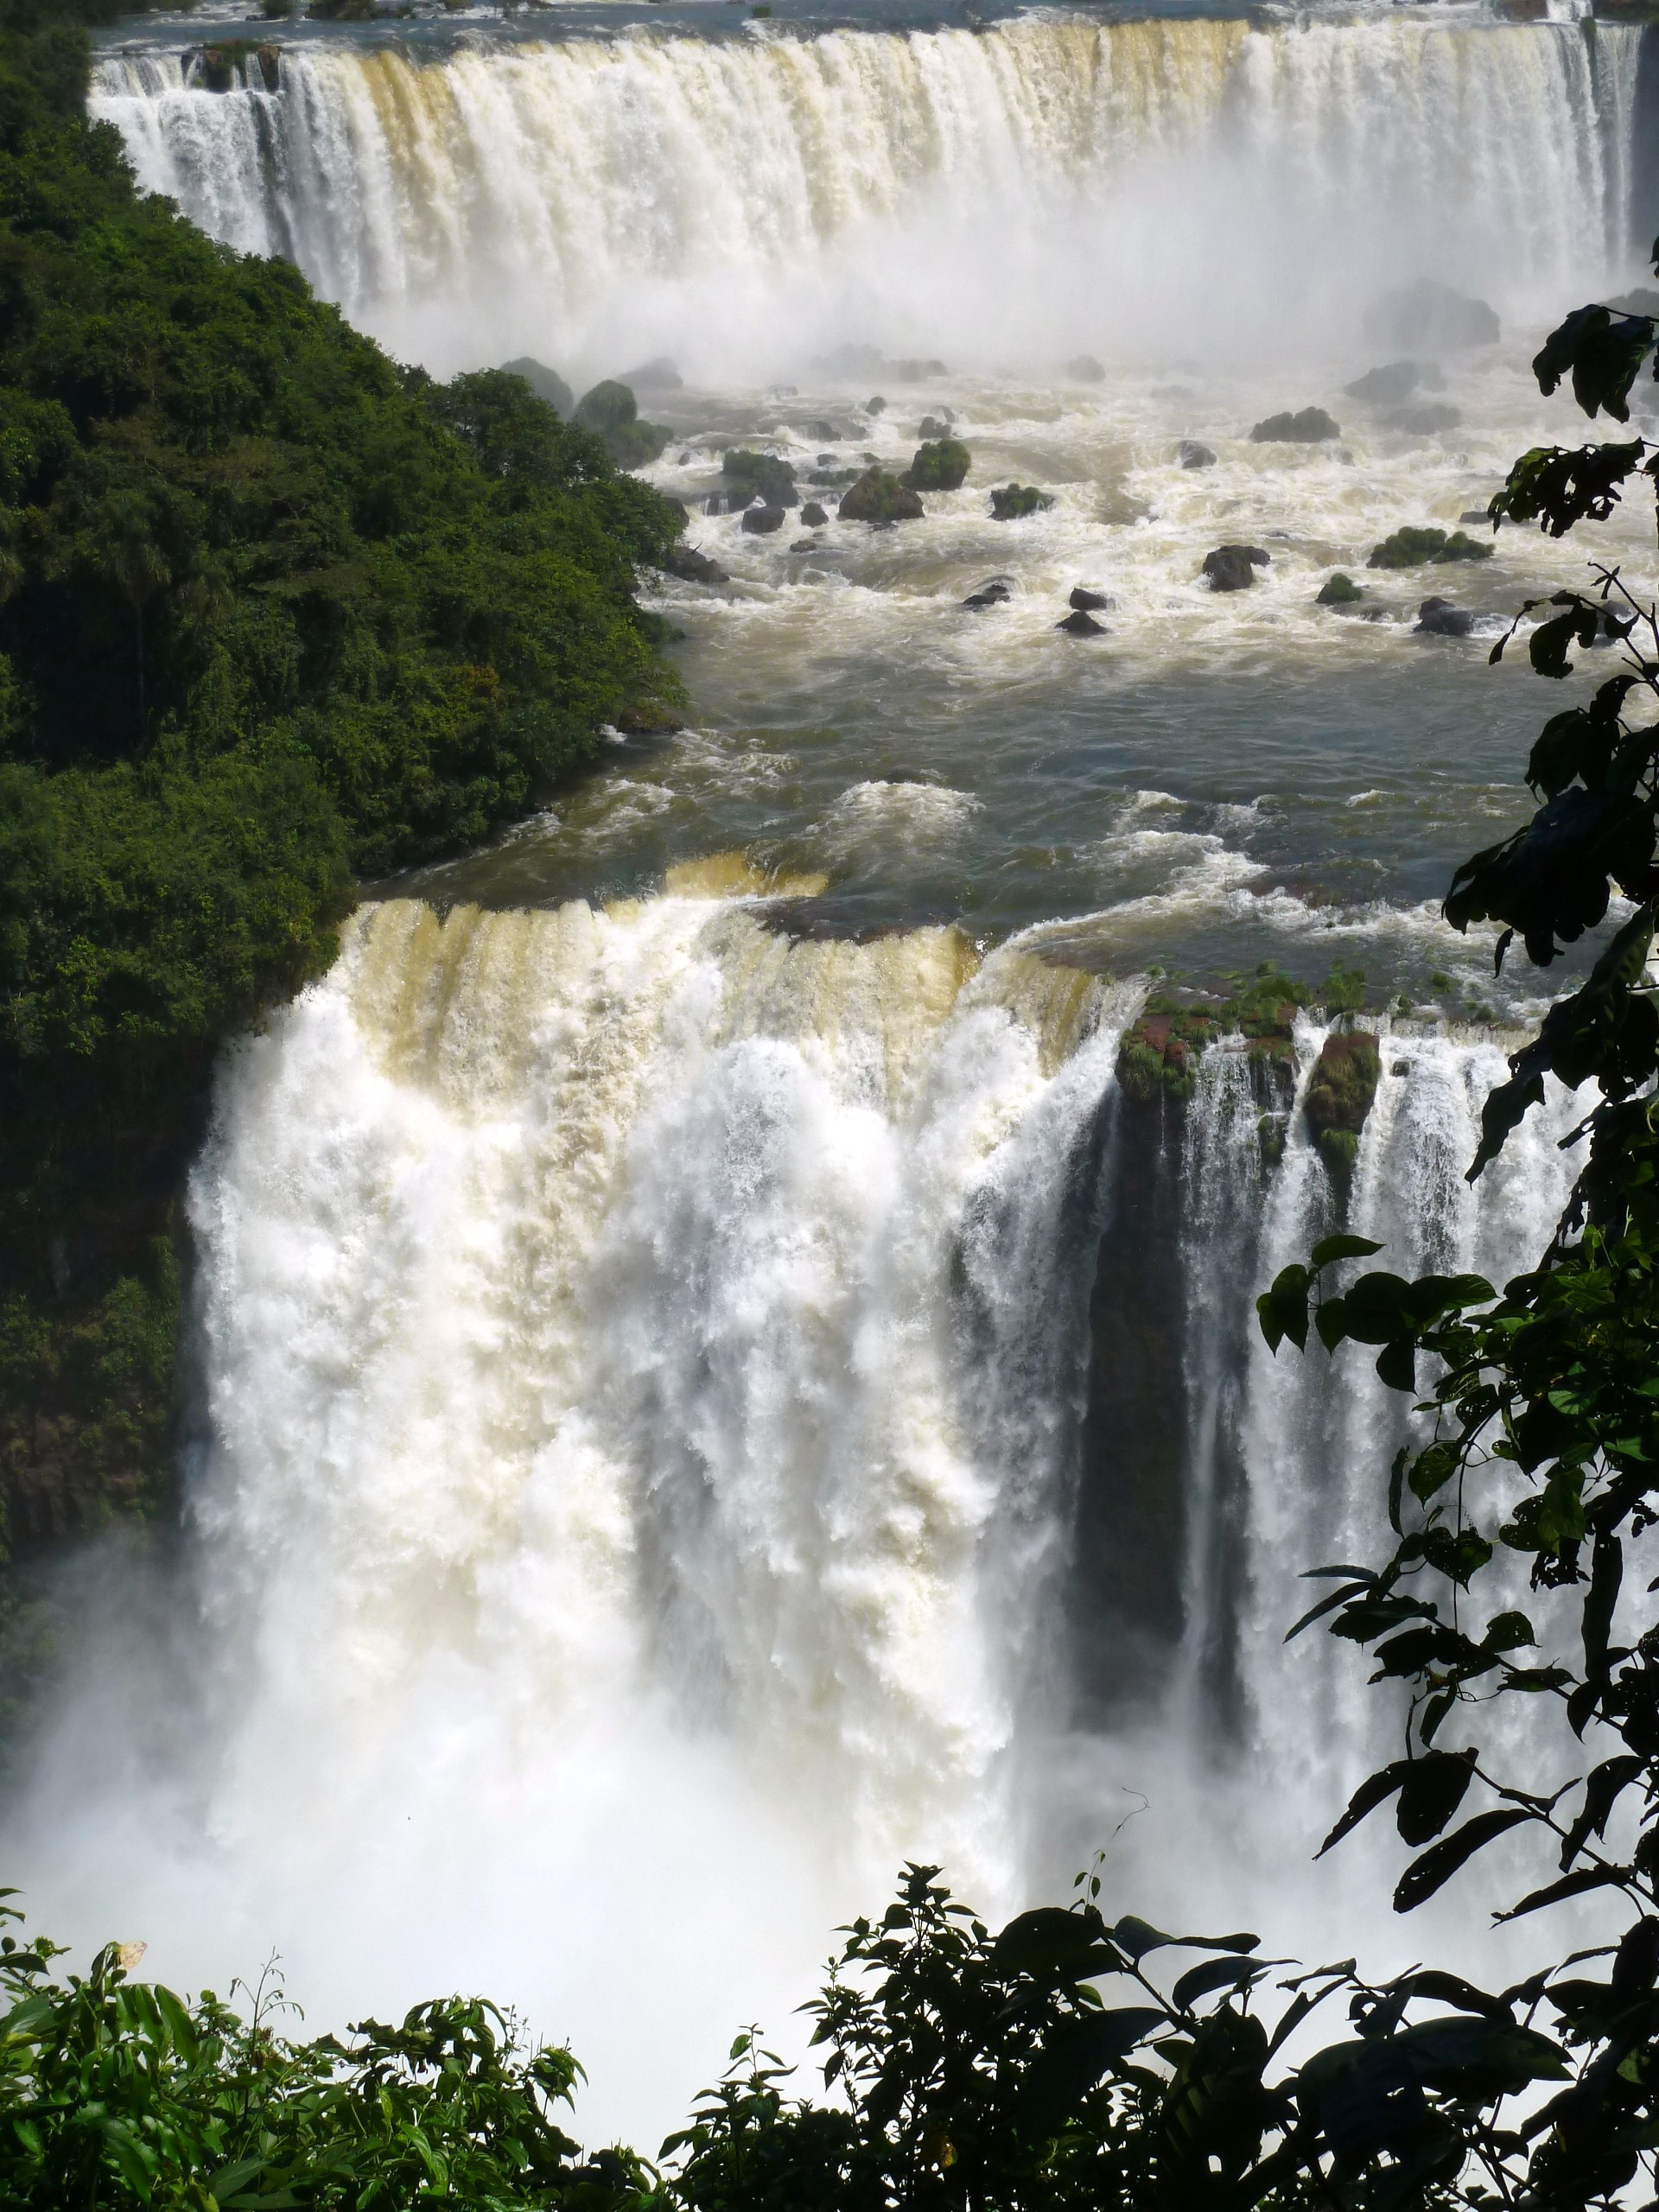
[13, 0, 1656, 2144]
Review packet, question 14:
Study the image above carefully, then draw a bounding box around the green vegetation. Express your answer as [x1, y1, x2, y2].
[1367, 525, 1493, 569]
[988, 483, 1053, 520]
[1314, 571, 1362, 605]
[1301, 1029, 1379, 1183]
[836, 467, 924, 524]
[903, 437, 969, 492]
[1115, 963, 1364, 1108]
[575, 380, 671, 469]
[0, 1, 686, 1551]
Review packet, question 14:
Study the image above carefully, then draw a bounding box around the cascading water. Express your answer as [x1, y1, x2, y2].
[17, 0, 1649, 2150]
[91, 16, 1640, 373]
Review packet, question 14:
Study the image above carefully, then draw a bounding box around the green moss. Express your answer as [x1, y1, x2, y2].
[1368, 525, 1494, 569]
[1304, 1031, 1381, 1190]
[989, 483, 1053, 520]
[1317, 572, 1363, 605]
[905, 437, 970, 492]
[722, 448, 797, 506]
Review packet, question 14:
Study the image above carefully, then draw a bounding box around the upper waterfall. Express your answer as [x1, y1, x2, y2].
[91, 16, 1641, 378]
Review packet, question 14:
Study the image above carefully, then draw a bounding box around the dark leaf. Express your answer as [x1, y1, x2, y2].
[1017, 2009, 1166, 2139]
[1394, 1810, 1532, 1913]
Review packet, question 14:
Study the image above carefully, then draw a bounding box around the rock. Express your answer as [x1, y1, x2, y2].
[837, 467, 925, 523]
[575, 379, 669, 466]
[575, 378, 640, 436]
[1304, 1029, 1380, 1185]
[1363, 279, 1500, 353]
[662, 543, 729, 584]
[789, 537, 817, 551]
[1415, 596, 1478, 637]
[815, 342, 887, 376]
[1249, 407, 1340, 443]
[1202, 543, 1270, 591]
[1317, 572, 1363, 605]
[1391, 1059, 1410, 1078]
[1057, 608, 1106, 636]
[962, 578, 1012, 609]
[905, 437, 970, 491]
[1383, 401, 1463, 435]
[500, 356, 575, 414]
[741, 505, 786, 535]
[1343, 359, 1442, 404]
[1070, 587, 1111, 611]
[1064, 353, 1106, 381]
[620, 355, 683, 391]
[891, 358, 948, 381]
[1368, 525, 1492, 569]
[917, 412, 956, 438]
[799, 500, 829, 526]
[1176, 439, 1216, 468]
[866, 396, 887, 415]
[1610, 286, 1659, 317]
[805, 419, 840, 441]
[722, 448, 798, 507]
[989, 482, 1054, 520]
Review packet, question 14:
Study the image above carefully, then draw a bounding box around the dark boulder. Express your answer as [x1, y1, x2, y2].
[1064, 353, 1106, 381]
[1069, 587, 1112, 611]
[905, 437, 970, 491]
[989, 482, 1054, 520]
[1368, 525, 1491, 569]
[1343, 359, 1443, 404]
[1459, 507, 1499, 526]
[500, 356, 575, 414]
[1383, 401, 1462, 435]
[1057, 608, 1106, 636]
[1202, 543, 1269, 591]
[741, 504, 786, 535]
[1176, 439, 1216, 468]
[837, 467, 924, 523]
[790, 537, 817, 551]
[1415, 596, 1477, 637]
[722, 448, 798, 507]
[1249, 407, 1339, 443]
[662, 543, 729, 584]
[620, 355, 683, 391]
[866, 395, 887, 414]
[574, 379, 669, 466]
[962, 578, 1012, 609]
[1316, 572, 1363, 605]
[799, 501, 829, 527]
[1363, 279, 1499, 353]
[806, 419, 841, 441]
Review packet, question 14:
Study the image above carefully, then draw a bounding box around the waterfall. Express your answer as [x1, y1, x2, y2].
[90, 17, 1641, 377]
[14, 890, 1585, 2133]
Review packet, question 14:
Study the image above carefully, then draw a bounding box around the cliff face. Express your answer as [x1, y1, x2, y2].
[1069, 1013, 1373, 1738]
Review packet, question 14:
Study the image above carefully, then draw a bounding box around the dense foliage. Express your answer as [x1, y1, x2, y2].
[0, 0, 684, 1548]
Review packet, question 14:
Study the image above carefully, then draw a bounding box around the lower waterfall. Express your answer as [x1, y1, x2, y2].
[11, 892, 1582, 2139]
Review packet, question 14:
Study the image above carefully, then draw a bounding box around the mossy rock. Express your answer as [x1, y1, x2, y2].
[575, 379, 640, 435]
[1305, 1030, 1380, 1186]
[837, 467, 924, 524]
[1249, 407, 1339, 443]
[500, 356, 574, 415]
[989, 482, 1054, 520]
[1317, 572, 1363, 605]
[722, 448, 798, 508]
[1368, 525, 1493, 569]
[905, 437, 970, 492]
